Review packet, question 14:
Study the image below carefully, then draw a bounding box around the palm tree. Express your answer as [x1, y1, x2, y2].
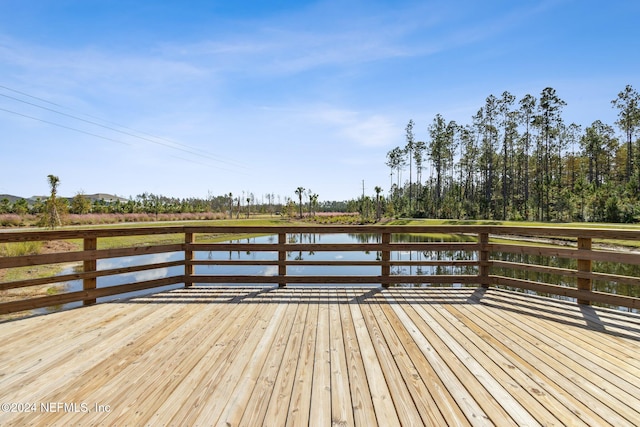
[405, 120, 415, 213]
[309, 193, 319, 217]
[295, 187, 305, 218]
[46, 174, 62, 229]
[374, 186, 383, 220]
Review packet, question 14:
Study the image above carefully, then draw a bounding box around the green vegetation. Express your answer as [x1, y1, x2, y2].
[0, 241, 43, 257]
[1, 85, 639, 229]
[40, 174, 65, 229]
[387, 218, 640, 248]
[382, 85, 640, 223]
[92, 218, 294, 249]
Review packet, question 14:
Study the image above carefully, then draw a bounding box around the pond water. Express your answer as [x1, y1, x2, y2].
[42, 233, 639, 314]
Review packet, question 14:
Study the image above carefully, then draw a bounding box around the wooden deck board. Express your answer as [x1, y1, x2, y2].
[328, 290, 353, 427]
[456, 292, 638, 426]
[1, 286, 640, 426]
[431, 290, 592, 426]
[339, 289, 377, 427]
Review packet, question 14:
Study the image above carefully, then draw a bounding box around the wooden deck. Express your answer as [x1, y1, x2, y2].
[1, 286, 639, 426]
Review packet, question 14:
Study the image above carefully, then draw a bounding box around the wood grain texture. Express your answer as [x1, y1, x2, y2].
[2, 286, 639, 426]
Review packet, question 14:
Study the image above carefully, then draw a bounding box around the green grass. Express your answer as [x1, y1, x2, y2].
[0, 241, 43, 257]
[5, 216, 640, 253]
[388, 218, 640, 229]
[9, 215, 640, 247]
[386, 218, 640, 248]
[90, 218, 300, 249]
[2, 263, 70, 283]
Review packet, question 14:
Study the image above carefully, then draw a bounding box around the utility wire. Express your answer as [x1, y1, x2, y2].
[0, 85, 246, 168]
[0, 84, 233, 160]
[1, 105, 244, 170]
[0, 91, 244, 168]
[0, 107, 130, 146]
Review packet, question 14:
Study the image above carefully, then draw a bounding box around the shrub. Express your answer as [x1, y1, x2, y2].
[0, 214, 23, 227]
[0, 241, 42, 257]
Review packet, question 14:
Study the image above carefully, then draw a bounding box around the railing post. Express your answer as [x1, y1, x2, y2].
[381, 232, 391, 288]
[479, 232, 490, 288]
[577, 237, 592, 305]
[83, 237, 97, 306]
[278, 233, 286, 287]
[185, 232, 194, 288]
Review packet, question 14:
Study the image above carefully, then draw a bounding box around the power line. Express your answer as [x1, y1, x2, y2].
[0, 90, 245, 168]
[0, 84, 217, 157]
[0, 107, 130, 146]
[0, 85, 247, 169]
[0, 105, 244, 170]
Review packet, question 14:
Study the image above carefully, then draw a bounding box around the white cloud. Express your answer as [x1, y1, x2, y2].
[340, 114, 398, 147]
[303, 106, 399, 147]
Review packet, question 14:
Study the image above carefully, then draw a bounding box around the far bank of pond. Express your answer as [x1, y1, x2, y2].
[27, 232, 639, 316]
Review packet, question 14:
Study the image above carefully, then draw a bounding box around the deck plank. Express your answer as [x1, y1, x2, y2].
[339, 289, 378, 427]
[207, 295, 287, 425]
[358, 291, 425, 425]
[286, 289, 319, 427]
[453, 293, 619, 426]
[433, 293, 590, 426]
[376, 296, 468, 426]
[157, 293, 267, 426]
[235, 299, 299, 426]
[466, 294, 636, 426]
[329, 290, 354, 427]
[1, 303, 185, 408]
[367, 291, 450, 426]
[479, 298, 640, 425]
[409, 301, 538, 426]
[310, 290, 332, 427]
[262, 289, 310, 427]
[1, 286, 639, 426]
[421, 291, 561, 424]
[349, 289, 401, 426]
[383, 291, 494, 426]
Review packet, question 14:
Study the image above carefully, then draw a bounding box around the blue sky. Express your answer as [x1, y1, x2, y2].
[1, 0, 638, 202]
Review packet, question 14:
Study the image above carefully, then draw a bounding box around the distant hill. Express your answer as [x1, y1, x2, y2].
[81, 193, 129, 203]
[0, 194, 23, 203]
[0, 193, 129, 204]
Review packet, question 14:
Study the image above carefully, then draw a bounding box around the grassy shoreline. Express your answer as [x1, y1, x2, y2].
[3, 217, 640, 305]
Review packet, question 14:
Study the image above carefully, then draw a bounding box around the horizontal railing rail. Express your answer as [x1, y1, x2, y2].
[1, 225, 639, 316]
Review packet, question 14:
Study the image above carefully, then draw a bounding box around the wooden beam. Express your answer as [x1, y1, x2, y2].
[185, 232, 194, 288]
[0, 261, 184, 291]
[0, 244, 184, 269]
[479, 233, 490, 288]
[381, 232, 391, 288]
[492, 275, 640, 309]
[577, 237, 592, 305]
[278, 233, 286, 288]
[83, 237, 97, 306]
[0, 276, 184, 315]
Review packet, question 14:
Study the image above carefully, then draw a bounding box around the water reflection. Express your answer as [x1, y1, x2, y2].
[49, 232, 639, 313]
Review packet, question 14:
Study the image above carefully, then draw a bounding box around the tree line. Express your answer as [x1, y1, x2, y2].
[3, 85, 638, 225]
[383, 85, 640, 223]
[0, 184, 355, 226]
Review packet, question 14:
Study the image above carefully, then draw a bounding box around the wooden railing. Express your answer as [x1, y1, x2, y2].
[1, 225, 640, 315]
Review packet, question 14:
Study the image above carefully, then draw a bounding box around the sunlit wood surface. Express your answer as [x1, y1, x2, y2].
[1, 286, 639, 426]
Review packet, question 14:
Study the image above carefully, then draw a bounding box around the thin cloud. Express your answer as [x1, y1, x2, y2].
[156, 3, 446, 76]
[304, 106, 398, 147]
